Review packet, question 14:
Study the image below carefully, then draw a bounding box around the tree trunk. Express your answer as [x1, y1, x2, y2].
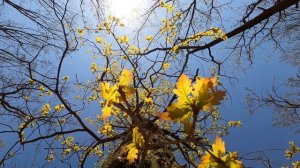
[102, 120, 184, 168]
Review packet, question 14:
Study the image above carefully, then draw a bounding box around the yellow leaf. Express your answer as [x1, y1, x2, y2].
[132, 127, 144, 148]
[145, 35, 153, 41]
[96, 37, 103, 44]
[212, 137, 225, 157]
[192, 76, 226, 111]
[54, 105, 63, 112]
[102, 104, 113, 120]
[90, 62, 98, 73]
[198, 137, 243, 168]
[101, 82, 119, 102]
[158, 101, 192, 121]
[224, 152, 243, 168]
[41, 103, 51, 116]
[127, 146, 138, 164]
[119, 69, 133, 87]
[198, 153, 211, 168]
[101, 82, 112, 100]
[173, 74, 192, 99]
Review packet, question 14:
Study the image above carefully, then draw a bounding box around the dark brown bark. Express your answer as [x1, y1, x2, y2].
[102, 121, 184, 168]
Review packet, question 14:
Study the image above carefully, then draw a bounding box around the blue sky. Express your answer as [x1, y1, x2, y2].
[221, 48, 300, 167]
[1, 0, 299, 167]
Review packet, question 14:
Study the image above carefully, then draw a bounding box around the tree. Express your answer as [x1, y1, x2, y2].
[0, 0, 299, 167]
[246, 73, 300, 132]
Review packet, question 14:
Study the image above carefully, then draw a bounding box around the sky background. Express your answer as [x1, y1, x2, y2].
[1, 0, 299, 167]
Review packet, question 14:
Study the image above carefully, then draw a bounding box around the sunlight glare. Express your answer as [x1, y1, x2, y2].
[105, 0, 149, 24]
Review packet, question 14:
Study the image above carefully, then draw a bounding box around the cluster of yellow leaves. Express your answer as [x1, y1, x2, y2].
[198, 137, 243, 168]
[159, 11, 182, 45]
[145, 35, 153, 42]
[160, 0, 174, 13]
[188, 28, 227, 42]
[108, 15, 124, 27]
[285, 141, 300, 159]
[101, 69, 135, 120]
[46, 150, 55, 162]
[158, 74, 226, 133]
[90, 62, 98, 73]
[160, 18, 177, 42]
[39, 86, 45, 91]
[116, 35, 129, 45]
[38, 85, 53, 97]
[228, 121, 242, 127]
[19, 116, 35, 131]
[171, 28, 227, 54]
[54, 104, 65, 113]
[28, 79, 35, 85]
[98, 122, 113, 135]
[92, 145, 104, 157]
[291, 161, 300, 168]
[77, 28, 84, 36]
[95, 16, 124, 35]
[96, 37, 103, 44]
[127, 45, 139, 55]
[56, 134, 103, 160]
[103, 43, 113, 56]
[40, 103, 51, 116]
[125, 127, 145, 164]
[143, 97, 154, 105]
[162, 62, 171, 70]
[60, 136, 76, 157]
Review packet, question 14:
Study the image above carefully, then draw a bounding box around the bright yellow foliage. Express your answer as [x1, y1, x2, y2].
[228, 121, 242, 127]
[212, 137, 225, 157]
[39, 86, 45, 91]
[101, 69, 135, 120]
[54, 104, 64, 113]
[132, 127, 145, 148]
[90, 62, 98, 73]
[103, 43, 113, 56]
[41, 103, 51, 116]
[145, 35, 154, 42]
[96, 37, 103, 44]
[119, 69, 133, 87]
[125, 144, 138, 164]
[285, 141, 300, 159]
[124, 127, 145, 164]
[99, 122, 113, 135]
[198, 137, 243, 168]
[117, 35, 129, 44]
[162, 62, 171, 70]
[173, 74, 192, 100]
[158, 74, 226, 132]
[46, 151, 55, 162]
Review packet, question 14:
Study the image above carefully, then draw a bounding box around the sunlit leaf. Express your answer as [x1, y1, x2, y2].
[119, 69, 133, 87]
[132, 127, 145, 148]
[173, 74, 192, 100]
[124, 127, 144, 164]
[102, 105, 113, 120]
[127, 146, 138, 164]
[198, 137, 243, 168]
[192, 76, 226, 111]
[212, 137, 225, 157]
[198, 154, 210, 168]
[158, 101, 192, 121]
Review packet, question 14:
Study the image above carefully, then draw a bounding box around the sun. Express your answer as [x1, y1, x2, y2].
[105, 0, 149, 23]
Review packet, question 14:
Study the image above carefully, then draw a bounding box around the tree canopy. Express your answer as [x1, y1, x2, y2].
[0, 0, 299, 167]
